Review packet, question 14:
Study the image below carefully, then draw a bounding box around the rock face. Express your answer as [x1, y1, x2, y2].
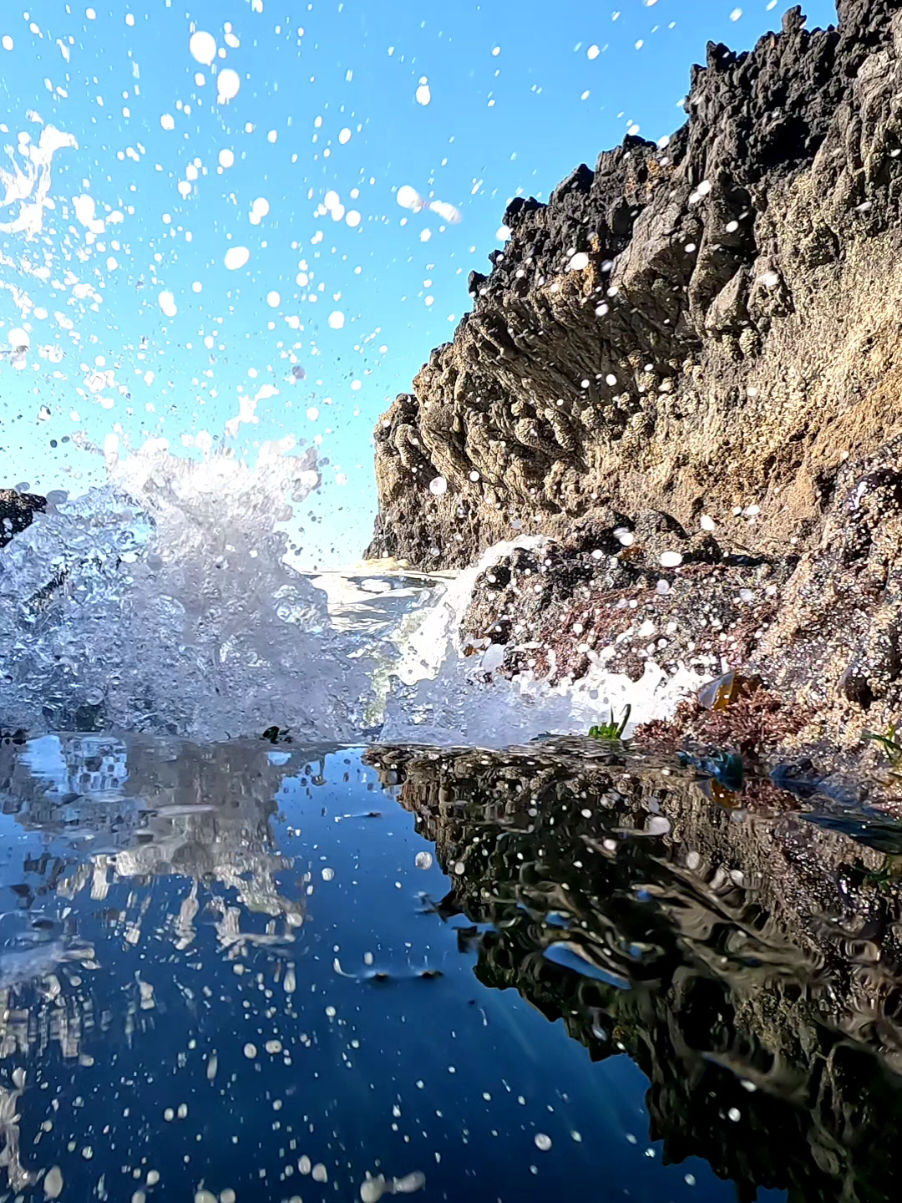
[368, 0, 902, 764]
[0, 490, 45, 549]
[755, 432, 902, 752]
[369, 0, 902, 570]
[365, 742, 902, 1203]
[458, 520, 796, 688]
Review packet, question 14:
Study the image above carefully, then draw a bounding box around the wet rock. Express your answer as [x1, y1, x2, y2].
[459, 523, 794, 687]
[0, 489, 45, 550]
[753, 434, 902, 755]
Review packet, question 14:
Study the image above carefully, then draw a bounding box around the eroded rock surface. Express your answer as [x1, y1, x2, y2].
[369, 0, 902, 764]
[369, 0, 902, 570]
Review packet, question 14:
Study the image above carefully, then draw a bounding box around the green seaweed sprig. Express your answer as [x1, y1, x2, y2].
[588, 705, 631, 742]
[864, 723, 902, 769]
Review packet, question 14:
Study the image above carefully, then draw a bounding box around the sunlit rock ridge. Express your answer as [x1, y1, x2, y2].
[369, 0, 902, 760]
[371, 0, 902, 565]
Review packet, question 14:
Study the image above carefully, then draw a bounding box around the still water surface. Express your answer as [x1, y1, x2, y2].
[0, 733, 899, 1202]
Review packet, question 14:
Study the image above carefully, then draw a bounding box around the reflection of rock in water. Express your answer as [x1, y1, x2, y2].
[0, 735, 309, 1069]
[0, 1070, 34, 1192]
[366, 743, 902, 1203]
[4, 734, 303, 920]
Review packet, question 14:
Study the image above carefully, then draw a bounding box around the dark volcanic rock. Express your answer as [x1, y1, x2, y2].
[0, 489, 45, 549]
[369, 0, 902, 569]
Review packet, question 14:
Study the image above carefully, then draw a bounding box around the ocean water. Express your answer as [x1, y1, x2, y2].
[0, 732, 898, 1202]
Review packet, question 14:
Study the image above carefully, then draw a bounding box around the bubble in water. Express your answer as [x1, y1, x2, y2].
[429, 476, 448, 496]
[219, 148, 235, 168]
[535, 1134, 552, 1151]
[267, 291, 281, 308]
[189, 30, 217, 65]
[415, 79, 431, 105]
[328, 311, 345, 329]
[659, 551, 683, 568]
[415, 851, 433, 870]
[339, 127, 352, 144]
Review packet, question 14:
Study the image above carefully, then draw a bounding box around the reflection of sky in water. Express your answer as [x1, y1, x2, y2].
[0, 740, 759, 1202]
[0, 0, 835, 564]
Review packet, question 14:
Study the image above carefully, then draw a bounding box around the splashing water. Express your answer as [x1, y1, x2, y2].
[0, 439, 378, 741]
[378, 538, 708, 746]
[0, 466, 703, 745]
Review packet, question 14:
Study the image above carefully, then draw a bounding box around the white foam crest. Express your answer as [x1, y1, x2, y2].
[379, 538, 705, 747]
[0, 441, 376, 741]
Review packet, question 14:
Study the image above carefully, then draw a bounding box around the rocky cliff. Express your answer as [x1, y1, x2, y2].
[371, 0, 902, 569]
[369, 0, 902, 762]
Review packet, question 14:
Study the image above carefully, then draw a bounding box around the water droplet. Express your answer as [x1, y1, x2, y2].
[189, 30, 217, 65]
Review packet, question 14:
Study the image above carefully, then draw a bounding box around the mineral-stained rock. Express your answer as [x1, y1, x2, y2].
[0, 489, 45, 550]
[369, 1, 902, 570]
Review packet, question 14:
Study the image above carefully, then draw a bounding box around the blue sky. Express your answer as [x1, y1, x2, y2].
[0, 0, 837, 567]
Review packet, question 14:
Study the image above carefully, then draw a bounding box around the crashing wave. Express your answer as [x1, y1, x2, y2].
[0, 439, 376, 741]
